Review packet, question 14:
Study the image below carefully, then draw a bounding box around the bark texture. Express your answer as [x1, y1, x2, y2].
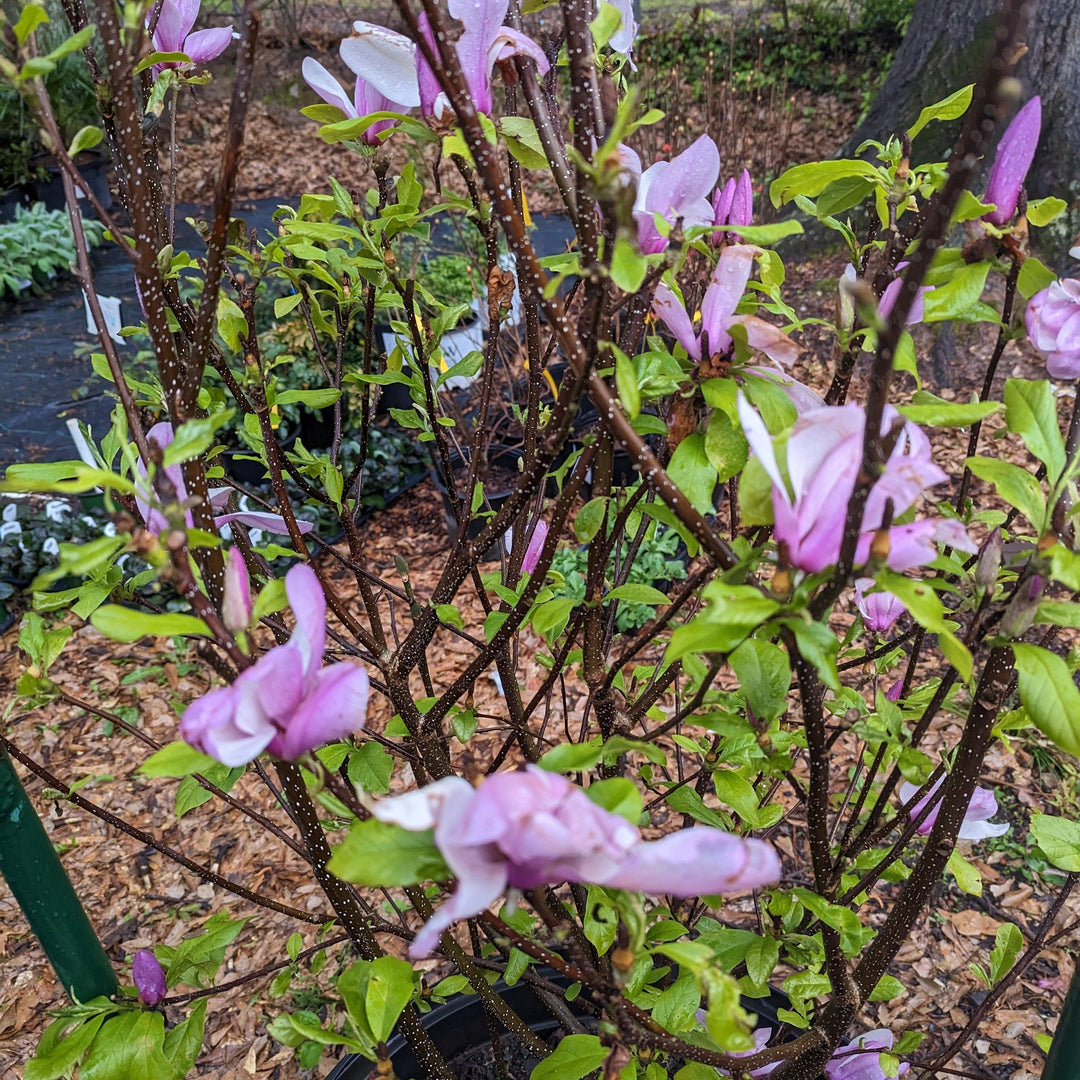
[847, 0, 1080, 267]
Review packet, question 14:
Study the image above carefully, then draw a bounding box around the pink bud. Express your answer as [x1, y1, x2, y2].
[984, 96, 1041, 226]
[885, 681, 903, 702]
[133, 949, 167, 1006]
[521, 519, 549, 576]
[222, 547, 252, 633]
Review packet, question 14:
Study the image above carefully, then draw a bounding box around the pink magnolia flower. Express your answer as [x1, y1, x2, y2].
[222, 547, 252, 633]
[1025, 278, 1080, 379]
[339, 23, 422, 116]
[301, 56, 405, 145]
[133, 950, 167, 1006]
[983, 96, 1041, 227]
[899, 777, 1009, 842]
[521, 519, 549, 575]
[825, 1031, 909, 1080]
[634, 135, 721, 254]
[134, 423, 312, 537]
[652, 244, 801, 371]
[855, 578, 906, 633]
[180, 563, 370, 766]
[447, 0, 550, 115]
[373, 765, 781, 957]
[148, 0, 232, 76]
[711, 169, 753, 246]
[342, 0, 548, 121]
[607, 0, 638, 56]
[737, 396, 976, 574]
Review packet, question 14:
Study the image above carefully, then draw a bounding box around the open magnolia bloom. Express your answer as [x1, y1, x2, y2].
[824, 1030, 909, 1080]
[653, 244, 802, 372]
[737, 396, 975, 574]
[632, 134, 720, 254]
[301, 55, 406, 145]
[181, 563, 370, 766]
[134, 423, 311, 537]
[373, 765, 781, 957]
[1025, 277, 1080, 379]
[148, 0, 232, 76]
[899, 777, 1009, 842]
[342, 0, 548, 121]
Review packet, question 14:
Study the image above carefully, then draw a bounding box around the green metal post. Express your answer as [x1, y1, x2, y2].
[0, 748, 118, 1002]
[1043, 960, 1080, 1080]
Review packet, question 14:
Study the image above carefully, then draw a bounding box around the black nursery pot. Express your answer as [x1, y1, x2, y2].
[430, 445, 522, 561]
[33, 150, 112, 216]
[0, 184, 31, 224]
[298, 404, 343, 450]
[326, 979, 794, 1080]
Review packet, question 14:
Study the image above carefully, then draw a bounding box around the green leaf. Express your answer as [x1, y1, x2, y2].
[1027, 197, 1068, 228]
[946, 849, 982, 896]
[1030, 813, 1080, 871]
[726, 220, 804, 244]
[530, 1034, 608, 1080]
[769, 160, 880, 208]
[435, 351, 484, 390]
[791, 888, 868, 956]
[81, 1011, 171, 1080]
[26, 1014, 107, 1080]
[652, 972, 701, 1034]
[615, 350, 641, 419]
[667, 583, 779, 660]
[897, 392, 1003, 427]
[1004, 379, 1065, 483]
[610, 236, 648, 294]
[14, 3, 49, 44]
[68, 125, 104, 158]
[364, 956, 416, 1042]
[815, 176, 877, 219]
[1017, 256, 1057, 301]
[875, 573, 972, 682]
[585, 777, 643, 822]
[668, 434, 718, 515]
[713, 770, 781, 830]
[91, 606, 211, 644]
[163, 412, 234, 466]
[140, 740, 219, 778]
[922, 262, 990, 322]
[163, 999, 207, 1080]
[728, 638, 790, 723]
[574, 498, 609, 543]
[539, 737, 603, 773]
[275, 388, 342, 408]
[704, 408, 749, 483]
[215, 294, 247, 352]
[606, 583, 669, 605]
[867, 975, 905, 1002]
[1012, 643, 1080, 756]
[499, 115, 548, 169]
[989, 922, 1023, 985]
[328, 819, 449, 886]
[907, 84, 974, 139]
[965, 457, 1046, 531]
[347, 742, 394, 794]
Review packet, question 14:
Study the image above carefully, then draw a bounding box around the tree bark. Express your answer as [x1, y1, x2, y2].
[848, 0, 1080, 267]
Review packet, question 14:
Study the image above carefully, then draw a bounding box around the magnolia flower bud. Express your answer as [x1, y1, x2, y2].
[974, 530, 1003, 589]
[222, 548, 252, 634]
[1000, 573, 1044, 639]
[133, 949, 167, 1006]
[521, 520, 549, 576]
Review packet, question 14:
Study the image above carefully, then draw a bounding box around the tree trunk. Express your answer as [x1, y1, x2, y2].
[848, 0, 1080, 267]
